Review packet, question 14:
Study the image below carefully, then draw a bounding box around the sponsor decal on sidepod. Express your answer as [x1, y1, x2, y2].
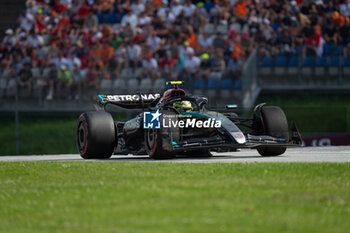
[143, 110, 222, 129]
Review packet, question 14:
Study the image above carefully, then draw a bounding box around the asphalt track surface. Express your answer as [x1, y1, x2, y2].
[0, 146, 349, 163]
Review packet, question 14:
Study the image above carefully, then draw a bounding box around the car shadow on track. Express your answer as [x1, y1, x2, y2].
[107, 154, 263, 162]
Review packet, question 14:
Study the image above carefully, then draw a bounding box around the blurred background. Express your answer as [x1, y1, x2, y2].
[0, 0, 349, 155]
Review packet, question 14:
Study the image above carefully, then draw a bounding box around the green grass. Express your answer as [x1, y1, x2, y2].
[256, 94, 350, 136]
[0, 162, 349, 233]
[0, 114, 127, 156]
[0, 117, 79, 156]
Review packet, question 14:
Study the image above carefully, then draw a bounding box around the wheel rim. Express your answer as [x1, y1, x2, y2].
[147, 130, 156, 149]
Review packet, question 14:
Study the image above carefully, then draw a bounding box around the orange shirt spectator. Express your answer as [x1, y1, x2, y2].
[88, 45, 102, 60]
[101, 25, 113, 38]
[98, 60, 105, 70]
[235, 1, 247, 17]
[314, 25, 322, 36]
[101, 0, 112, 7]
[153, 0, 162, 7]
[101, 44, 114, 62]
[332, 11, 345, 26]
[232, 41, 242, 59]
[186, 33, 198, 49]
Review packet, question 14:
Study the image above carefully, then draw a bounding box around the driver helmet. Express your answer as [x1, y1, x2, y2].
[174, 101, 193, 112]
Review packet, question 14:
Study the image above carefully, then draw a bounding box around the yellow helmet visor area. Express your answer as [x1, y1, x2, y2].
[174, 101, 193, 113]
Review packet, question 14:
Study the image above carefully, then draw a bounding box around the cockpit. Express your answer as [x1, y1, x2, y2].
[161, 95, 208, 113]
[159, 81, 208, 113]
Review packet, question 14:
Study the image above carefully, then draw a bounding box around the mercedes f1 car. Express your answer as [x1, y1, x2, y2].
[76, 81, 302, 159]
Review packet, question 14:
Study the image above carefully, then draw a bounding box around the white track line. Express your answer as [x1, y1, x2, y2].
[0, 147, 350, 163]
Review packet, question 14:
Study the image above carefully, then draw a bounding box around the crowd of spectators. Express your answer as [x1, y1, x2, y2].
[256, 0, 350, 60]
[0, 0, 350, 101]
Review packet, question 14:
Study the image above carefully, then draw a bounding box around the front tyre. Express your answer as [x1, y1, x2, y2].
[145, 129, 174, 159]
[256, 106, 289, 156]
[77, 111, 116, 159]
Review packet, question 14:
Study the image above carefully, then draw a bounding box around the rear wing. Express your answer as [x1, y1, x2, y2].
[97, 94, 161, 109]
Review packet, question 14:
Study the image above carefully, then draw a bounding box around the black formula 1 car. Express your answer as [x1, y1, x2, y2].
[76, 81, 302, 159]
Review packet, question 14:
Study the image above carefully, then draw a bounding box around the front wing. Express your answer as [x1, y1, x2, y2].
[171, 121, 303, 151]
[171, 135, 301, 151]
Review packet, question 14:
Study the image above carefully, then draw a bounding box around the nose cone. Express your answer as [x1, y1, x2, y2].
[230, 132, 246, 144]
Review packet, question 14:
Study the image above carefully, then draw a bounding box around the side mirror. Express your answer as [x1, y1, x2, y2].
[225, 104, 238, 110]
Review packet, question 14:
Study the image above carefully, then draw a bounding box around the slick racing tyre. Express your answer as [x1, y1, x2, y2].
[145, 129, 174, 159]
[77, 111, 116, 159]
[257, 106, 289, 156]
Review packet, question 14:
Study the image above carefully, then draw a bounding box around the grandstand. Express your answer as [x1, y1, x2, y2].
[1, 0, 350, 112]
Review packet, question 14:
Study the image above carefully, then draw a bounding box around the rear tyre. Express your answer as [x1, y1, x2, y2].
[256, 106, 289, 156]
[77, 111, 115, 159]
[145, 129, 174, 159]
